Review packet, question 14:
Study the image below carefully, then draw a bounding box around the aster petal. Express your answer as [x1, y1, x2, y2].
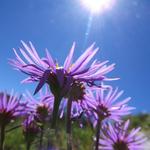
[99, 121, 147, 150]
[114, 97, 131, 107]
[70, 43, 95, 73]
[12, 48, 26, 65]
[45, 48, 56, 69]
[0, 91, 24, 126]
[21, 41, 43, 66]
[34, 69, 50, 95]
[126, 127, 141, 141]
[64, 42, 75, 71]
[29, 41, 46, 65]
[73, 48, 99, 74]
[85, 87, 134, 126]
[19, 48, 34, 64]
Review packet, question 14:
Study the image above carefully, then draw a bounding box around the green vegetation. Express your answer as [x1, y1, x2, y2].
[128, 113, 150, 130]
[2, 114, 150, 150]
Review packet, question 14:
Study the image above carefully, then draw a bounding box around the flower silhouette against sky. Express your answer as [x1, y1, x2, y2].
[10, 41, 117, 128]
[10, 41, 116, 96]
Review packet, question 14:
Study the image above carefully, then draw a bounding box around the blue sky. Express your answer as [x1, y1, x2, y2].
[0, 0, 150, 113]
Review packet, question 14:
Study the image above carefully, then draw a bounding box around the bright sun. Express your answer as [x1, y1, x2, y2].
[81, 0, 116, 14]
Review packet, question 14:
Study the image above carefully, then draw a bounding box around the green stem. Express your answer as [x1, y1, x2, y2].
[51, 96, 61, 129]
[66, 98, 72, 150]
[5, 125, 21, 133]
[26, 142, 31, 150]
[39, 125, 44, 150]
[0, 125, 5, 150]
[95, 119, 101, 150]
[26, 129, 31, 150]
[47, 129, 55, 149]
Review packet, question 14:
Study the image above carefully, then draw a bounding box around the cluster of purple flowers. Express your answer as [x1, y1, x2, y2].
[0, 41, 146, 150]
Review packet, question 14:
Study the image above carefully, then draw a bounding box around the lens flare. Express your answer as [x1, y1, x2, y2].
[81, 0, 116, 14]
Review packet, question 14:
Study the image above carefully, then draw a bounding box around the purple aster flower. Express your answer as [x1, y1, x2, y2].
[24, 88, 54, 123]
[23, 115, 40, 135]
[85, 87, 135, 127]
[99, 120, 147, 150]
[22, 115, 41, 150]
[85, 87, 135, 150]
[10, 41, 116, 128]
[22, 87, 54, 150]
[0, 91, 24, 126]
[0, 91, 24, 150]
[10, 41, 116, 95]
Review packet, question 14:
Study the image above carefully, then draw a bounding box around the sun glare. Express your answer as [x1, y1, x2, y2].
[81, 0, 116, 14]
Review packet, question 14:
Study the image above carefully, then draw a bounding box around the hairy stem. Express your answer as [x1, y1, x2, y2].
[26, 129, 31, 150]
[47, 129, 55, 150]
[0, 125, 5, 150]
[39, 125, 44, 150]
[66, 98, 72, 150]
[26, 142, 31, 150]
[95, 119, 101, 150]
[51, 96, 61, 129]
